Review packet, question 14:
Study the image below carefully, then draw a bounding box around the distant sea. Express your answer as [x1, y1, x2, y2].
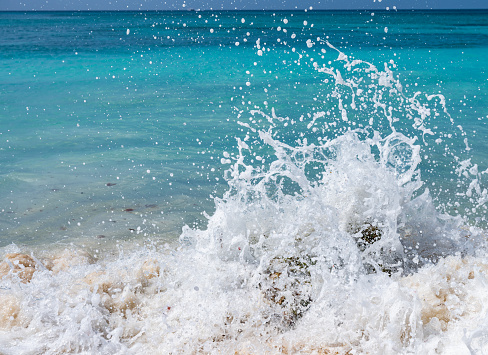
[0, 10, 488, 354]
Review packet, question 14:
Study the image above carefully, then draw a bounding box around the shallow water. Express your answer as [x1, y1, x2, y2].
[1, 9, 488, 354]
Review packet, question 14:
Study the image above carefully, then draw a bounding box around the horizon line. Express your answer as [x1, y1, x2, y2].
[1, 8, 488, 12]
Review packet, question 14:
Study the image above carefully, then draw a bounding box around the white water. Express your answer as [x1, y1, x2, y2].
[1, 38, 488, 355]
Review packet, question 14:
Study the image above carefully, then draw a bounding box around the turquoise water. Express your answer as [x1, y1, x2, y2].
[1, 10, 488, 353]
[1, 10, 487, 247]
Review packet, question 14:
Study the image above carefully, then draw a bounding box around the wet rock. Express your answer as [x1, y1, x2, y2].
[49, 249, 94, 274]
[82, 258, 160, 317]
[0, 294, 20, 330]
[355, 223, 382, 251]
[0, 253, 36, 283]
[258, 255, 314, 328]
[139, 259, 160, 280]
[353, 223, 403, 275]
[402, 256, 488, 333]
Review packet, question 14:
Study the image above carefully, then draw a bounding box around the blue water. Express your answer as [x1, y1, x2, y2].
[0, 10, 487, 247]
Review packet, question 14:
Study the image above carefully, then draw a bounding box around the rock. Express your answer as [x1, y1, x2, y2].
[0, 253, 37, 283]
[81, 260, 158, 316]
[0, 294, 20, 330]
[5, 253, 35, 268]
[402, 256, 488, 333]
[353, 223, 403, 275]
[258, 255, 314, 328]
[139, 259, 160, 280]
[355, 223, 382, 251]
[49, 249, 94, 274]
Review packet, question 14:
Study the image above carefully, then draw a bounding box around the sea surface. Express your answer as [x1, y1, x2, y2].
[0, 9, 488, 354]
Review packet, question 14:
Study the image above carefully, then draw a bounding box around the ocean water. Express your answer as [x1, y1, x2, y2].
[0, 9, 488, 354]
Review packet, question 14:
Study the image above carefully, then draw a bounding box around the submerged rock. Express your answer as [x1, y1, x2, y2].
[0, 294, 21, 330]
[48, 249, 94, 274]
[402, 255, 488, 334]
[0, 253, 36, 283]
[352, 223, 404, 275]
[355, 223, 382, 251]
[258, 255, 314, 329]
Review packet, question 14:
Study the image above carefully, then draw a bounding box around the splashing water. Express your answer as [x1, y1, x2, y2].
[1, 11, 488, 355]
[174, 39, 488, 352]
